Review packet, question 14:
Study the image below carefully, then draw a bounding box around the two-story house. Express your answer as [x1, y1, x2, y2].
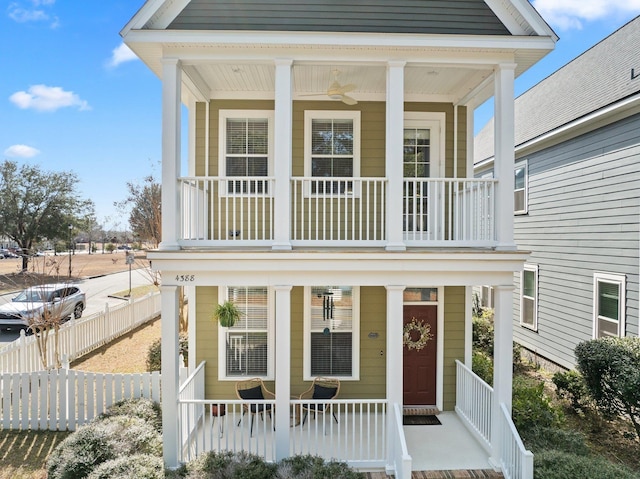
[475, 16, 640, 372]
[122, 1, 556, 477]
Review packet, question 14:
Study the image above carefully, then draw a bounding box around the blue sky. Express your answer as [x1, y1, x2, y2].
[1, 1, 640, 230]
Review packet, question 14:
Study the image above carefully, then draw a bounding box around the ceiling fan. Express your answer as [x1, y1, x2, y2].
[301, 69, 358, 105]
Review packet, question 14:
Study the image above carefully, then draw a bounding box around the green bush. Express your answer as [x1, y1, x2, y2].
[520, 425, 589, 456]
[183, 451, 277, 479]
[575, 337, 640, 439]
[276, 454, 365, 478]
[146, 332, 189, 372]
[472, 314, 494, 356]
[86, 454, 164, 479]
[97, 398, 162, 432]
[533, 449, 637, 479]
[472, 351, 494, 385]
[552, 370, 591, 413]
[512, 377, 563, 434]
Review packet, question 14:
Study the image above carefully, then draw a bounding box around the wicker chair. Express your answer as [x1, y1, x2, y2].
[235, 378, 275, 436]
[298, 377, 340, 425]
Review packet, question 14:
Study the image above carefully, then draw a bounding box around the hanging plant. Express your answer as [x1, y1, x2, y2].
[403, 317, 433, 351]
[212, 300, 243, 328]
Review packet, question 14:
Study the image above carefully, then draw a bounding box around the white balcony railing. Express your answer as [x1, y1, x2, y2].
[177, 176, 496, 247]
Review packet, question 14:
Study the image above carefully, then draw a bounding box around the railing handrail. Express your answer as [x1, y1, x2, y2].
[178, 360, 206, 395]
[500, 402, 534, 479]
[455, 359, 495, 393]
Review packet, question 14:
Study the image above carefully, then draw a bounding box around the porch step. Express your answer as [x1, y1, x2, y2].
[364, 470, 503, 478]
[403, 406, 440, 416]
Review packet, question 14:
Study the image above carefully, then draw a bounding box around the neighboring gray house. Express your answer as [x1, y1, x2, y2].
[474, 16, 640, 370]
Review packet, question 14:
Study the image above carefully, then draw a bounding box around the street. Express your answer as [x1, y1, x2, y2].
[0, 269, 156, 343]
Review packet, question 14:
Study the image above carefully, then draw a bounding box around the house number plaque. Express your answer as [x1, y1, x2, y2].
[175, 274, 196, 282]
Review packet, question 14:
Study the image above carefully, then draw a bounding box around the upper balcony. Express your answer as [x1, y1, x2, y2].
[178, 175, 497, 249]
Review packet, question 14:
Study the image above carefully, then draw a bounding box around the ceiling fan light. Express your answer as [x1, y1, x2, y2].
[329, 93, 342, 100]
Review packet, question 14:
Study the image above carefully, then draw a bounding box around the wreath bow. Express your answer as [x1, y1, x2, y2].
[403, 317, 433, 351]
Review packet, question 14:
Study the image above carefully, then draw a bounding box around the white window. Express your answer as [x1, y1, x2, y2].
[304, 111, 360, 195]
[514, 162, 528, 214]
[593, 273, 626, 339]
[218, 110, 274, 194]
[219, 286, 274, 380]
[304, 286, 360, 380]
[520, 264, 538, 330]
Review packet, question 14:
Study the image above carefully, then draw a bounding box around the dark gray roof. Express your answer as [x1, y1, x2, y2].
[475, 15, 640, 162]
[168, 0, 510, 35]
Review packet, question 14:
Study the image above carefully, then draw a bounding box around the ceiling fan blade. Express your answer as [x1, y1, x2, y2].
[341, 95, 358, 106]
[337, 83, 356, 94]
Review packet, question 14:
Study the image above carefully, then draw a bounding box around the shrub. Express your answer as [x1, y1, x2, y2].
[86, 454, 164, 479]
[47, 415, 162, 479]
[146, 332, 189, 372]
[97, 398, 162, 432]
[184, 450, 277, 479]
[520, 425, 589, 456]
[512, 377, 563, 434]
[552, 370, 591, 413]
[275, 454, 365, 479]
[472, 351, 494, 385]
[472, 314, 494, 356]
[575, 337, 640, 439]
[533, 449, 637, 479]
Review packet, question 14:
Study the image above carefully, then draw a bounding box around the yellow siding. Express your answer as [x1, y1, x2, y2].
[443, 286, 466, 410]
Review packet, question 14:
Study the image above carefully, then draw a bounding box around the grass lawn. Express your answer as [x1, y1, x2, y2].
[0, 430, 71, 479]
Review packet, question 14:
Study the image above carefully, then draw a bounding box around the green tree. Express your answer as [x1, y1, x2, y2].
[0, 160, 94, 270]
[116, 176, 161, 248]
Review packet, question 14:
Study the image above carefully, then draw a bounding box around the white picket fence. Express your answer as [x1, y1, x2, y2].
[0, 292, 161, 373]
[1, 367, 161, 431]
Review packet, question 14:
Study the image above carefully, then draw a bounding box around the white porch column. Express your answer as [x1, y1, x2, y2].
[493, 64, 517, 250]
[385, 61, 406, 251]
[385, 285, 405, 471]
[490, 285, 514, 467]
[464, 286, 472, 367]
[161, 285, 180, 468]
[274, 285, 292, 460]
[273, 59, 293, 250]
[159, 58, 182, 251]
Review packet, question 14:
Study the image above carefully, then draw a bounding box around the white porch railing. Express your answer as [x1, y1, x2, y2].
[180, 176, 275, 245]
[0, 292, 161, 373]
[403, 178, 496, 245]
[455, 360, 533, 479]
[391, 402, 412, 479]
[499, 403, 534, 479]
[0, 368, 161, 431]
[291, 177, 387, 245]
[178, 361, 206, 454]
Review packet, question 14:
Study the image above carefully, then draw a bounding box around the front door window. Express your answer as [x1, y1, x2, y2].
[403, 127, 431, 237]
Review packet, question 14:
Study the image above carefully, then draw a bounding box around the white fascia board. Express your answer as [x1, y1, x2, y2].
[484, 0, 558, 41]
[151, 0, 190, 30]
[124, 29, 556, 53]
[508, 0, 559, 42]
[120, 0, 166, 36]
[483, 0, 528, 35]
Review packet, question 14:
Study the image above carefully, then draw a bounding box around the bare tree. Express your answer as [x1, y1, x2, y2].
[115, 176, 161, 249]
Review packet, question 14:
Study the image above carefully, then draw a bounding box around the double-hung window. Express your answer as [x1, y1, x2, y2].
[593, 273, 626, 338]
[520, 264, 538, 330]
[514, 161, 528, 214]
[304, 111, 360, 195]
[219, 286, 273, 379]
[219, 110, 273, 194]
[304, 286, 360, 380]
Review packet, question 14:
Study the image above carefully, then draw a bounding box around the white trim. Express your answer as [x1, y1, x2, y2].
[514, 160, 528, 215]
[593, 272, 626, 339]
[520, 264, 538, 331]
[303, 286, 360, 381]
[217, 286, 275, 381]
[217, 109, 275, 182]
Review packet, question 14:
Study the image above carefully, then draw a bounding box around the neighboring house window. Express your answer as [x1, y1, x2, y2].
[220, 286, 273, 379]
[593, 273, 626, 339]
[304, 286, 360, 380]
[219, 110, 273, 194]
[514, 162, 528, 214]
[520, 264, 538, 330]
[304, 111, 360, 194]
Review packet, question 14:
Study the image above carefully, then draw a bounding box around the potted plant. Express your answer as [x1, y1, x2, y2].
[212, 300, 242, 328]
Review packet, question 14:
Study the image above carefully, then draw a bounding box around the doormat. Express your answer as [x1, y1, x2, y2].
[402, 414, 441, 426]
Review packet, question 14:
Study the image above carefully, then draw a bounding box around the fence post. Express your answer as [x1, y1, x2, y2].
[129, 296, 134, 329]
[103, 303, 110, 342]
[19, 329, 27, 372]
[69, 317, 76, 362]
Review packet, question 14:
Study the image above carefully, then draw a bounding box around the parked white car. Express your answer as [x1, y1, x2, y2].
[0, 283, 86, 332]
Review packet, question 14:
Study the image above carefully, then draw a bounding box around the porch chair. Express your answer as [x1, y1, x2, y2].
[235, 378, 275, 436]
[299, 377, 340, 426]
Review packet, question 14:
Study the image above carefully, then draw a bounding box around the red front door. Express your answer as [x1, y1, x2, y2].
[403, 305, 437, 405]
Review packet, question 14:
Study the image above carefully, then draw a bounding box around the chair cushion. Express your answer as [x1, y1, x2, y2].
[312, 384, 337, 400]
[238, 385, 264, 400]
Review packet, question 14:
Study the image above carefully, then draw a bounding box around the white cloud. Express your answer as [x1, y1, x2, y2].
[8, 0, 58, 28]
[9, 84, 91, 112]
[4, 144, 41, 159]
[533, 0, 640, 30]
[107, 43, 138, 68]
